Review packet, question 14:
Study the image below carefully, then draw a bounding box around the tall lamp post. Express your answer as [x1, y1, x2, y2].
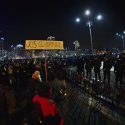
[116, 31, 125, 51]
[76, 9, 103, 54]
[85, 10, 93, 54]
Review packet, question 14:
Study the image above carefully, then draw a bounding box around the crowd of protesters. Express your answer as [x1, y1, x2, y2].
[0, 52, 125, 125]
[0, 58, 66, 125]
[76, 53, 125, 87]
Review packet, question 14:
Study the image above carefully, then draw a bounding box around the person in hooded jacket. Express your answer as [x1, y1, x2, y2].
[28, 70, 42, 96]
[26, 71, 42, 113]
[32, 83, 64, 125]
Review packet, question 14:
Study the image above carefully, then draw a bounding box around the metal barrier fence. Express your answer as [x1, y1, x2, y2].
[63, 66, 125, 125]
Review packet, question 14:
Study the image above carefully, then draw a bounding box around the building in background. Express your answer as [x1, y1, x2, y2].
[0, 31, 5, 58]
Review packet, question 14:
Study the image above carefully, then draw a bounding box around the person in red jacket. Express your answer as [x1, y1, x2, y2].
[32, 83, 64, 125]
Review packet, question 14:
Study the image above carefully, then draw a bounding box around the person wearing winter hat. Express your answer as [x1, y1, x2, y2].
[27, 71, 42, 100]
[32, 71, 42, 82]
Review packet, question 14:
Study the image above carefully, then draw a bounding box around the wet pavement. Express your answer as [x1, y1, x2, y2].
[57, 81, 125, 125]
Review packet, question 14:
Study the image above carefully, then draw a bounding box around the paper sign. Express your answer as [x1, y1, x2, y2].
[25, 40, 64, 50]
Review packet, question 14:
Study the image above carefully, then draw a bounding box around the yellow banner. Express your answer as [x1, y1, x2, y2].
[25, 40, 64, 50]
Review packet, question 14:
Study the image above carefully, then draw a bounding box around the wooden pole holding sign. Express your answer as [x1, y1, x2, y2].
[25, 40, 64, 82]
[45, 50, 48, 82]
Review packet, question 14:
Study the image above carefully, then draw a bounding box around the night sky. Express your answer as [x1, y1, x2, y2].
[0, 0, 125, 50]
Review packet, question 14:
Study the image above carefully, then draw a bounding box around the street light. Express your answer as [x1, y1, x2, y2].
[81, 9, 93, 54]
[84, 9, 102, 54]
[75, 10, 103, 54]
[76, 18, 80, 23]
[1, 37, 4, 41]
[85, 9, 91, 16]
[116, 32, 125, 50]
[96, 15, 103, 20]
